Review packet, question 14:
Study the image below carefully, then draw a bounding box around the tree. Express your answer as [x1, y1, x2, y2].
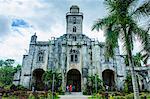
[0, 59, 21, 86]
[86, 74, 104, 94]
[0, 65, 15, 85]
[0, 60, 5, 67]
[42, 70, 62, 92]
[133, 52, 143, 67]
[14, 64, 22, 73]
[125, 52, 144, 67]
[92, 0, 150, 98]
[124, 74, 133, 93]
[0, 59, 15, 67]
[5, 59, 15, 66]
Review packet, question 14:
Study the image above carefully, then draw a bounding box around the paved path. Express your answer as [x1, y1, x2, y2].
[59, 95, 90, 99]
[59, 92, 91, 99]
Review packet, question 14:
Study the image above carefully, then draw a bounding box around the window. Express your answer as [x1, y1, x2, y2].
[73, 26, 76, 32]
[71, 55, 74, 62]
[37, 50, 44, 62]
[73, 17, 76, 24]
[70, 49, 79, 63]
[72, 36, 76, 41]
[75, 55, 78, 62]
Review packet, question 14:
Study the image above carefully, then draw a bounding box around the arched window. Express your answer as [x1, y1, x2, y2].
[72, 36, 77, 41]
[70, 49, 79, 63]
[73, 26, 76, 32]
[73, 17, 76, 24]
[37, 50, 44, 62]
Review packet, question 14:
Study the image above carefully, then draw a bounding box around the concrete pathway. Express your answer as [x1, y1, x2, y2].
[59, 92, 90, 99]
[59, 95, 90, 99]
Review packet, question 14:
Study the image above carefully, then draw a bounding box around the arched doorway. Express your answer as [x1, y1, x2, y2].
[33, 69, 45, 91]
[67, 69, 81, 92]
[102, 69, 115, 91]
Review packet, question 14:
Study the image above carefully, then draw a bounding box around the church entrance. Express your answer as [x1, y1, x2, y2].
[102, 69, 115, 91]
[67, 69, 81, 92]
[33, 69, 45, 91]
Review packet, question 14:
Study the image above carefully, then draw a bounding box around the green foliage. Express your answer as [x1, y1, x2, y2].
[147, 94, 150, 99]
[47, 91, 60, 99]
[16, 85, 27, 90]
[0, 59, 22, 86]
[140, 94, 147, 99]
[125, 93, 134, 99]
[114, 96, 125, 99]
[88, 95, 102, 99]
[42, 69, 62, 92]
[0, 59, 15, 67]
[57, 85, 64, 95]
[14, 64, 21, 73]
[133, 52, 143, 67]
[28, 94, 35, 99]
[0, 60, 5, 67]
[0, 66, 15, 85]
[5, 59, 15, 66]
[85, 74, 104, 95]
[124, 74, 133, 93]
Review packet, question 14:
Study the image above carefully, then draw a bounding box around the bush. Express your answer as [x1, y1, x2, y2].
[147, 95, 150, 99]
[57, 85, 64, 95]
[140, 94, 147, 99]
[16, 85, 26, 90]
[125, 93, 134, 99]
[83, 91, 88, 95]
[88, 95, 102, 99]
[114, 96, 125, 99]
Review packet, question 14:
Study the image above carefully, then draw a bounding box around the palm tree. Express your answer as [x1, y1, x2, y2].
[42, 70, 62, 92]
[133, 52, 143, 67]
[92, 0, 150, 99]
[87, 74, 104, 94]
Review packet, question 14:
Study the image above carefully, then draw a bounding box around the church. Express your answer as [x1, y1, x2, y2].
[13, 5, 150, 92]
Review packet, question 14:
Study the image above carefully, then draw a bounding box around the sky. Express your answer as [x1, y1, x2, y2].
[0, 0, 149, 65]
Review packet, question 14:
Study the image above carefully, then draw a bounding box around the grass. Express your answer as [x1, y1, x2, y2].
[2, 92, 60, 99]
[88, 95, 103, 99]
[2, 96, 60, 99]
[88, 93, 150, 99]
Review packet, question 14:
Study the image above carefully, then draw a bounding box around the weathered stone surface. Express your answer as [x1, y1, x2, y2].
[13, 5, 150, 92]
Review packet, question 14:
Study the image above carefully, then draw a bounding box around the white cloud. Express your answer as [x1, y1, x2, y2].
[0, 15, 11, 38]
[0, 28, 31, 64]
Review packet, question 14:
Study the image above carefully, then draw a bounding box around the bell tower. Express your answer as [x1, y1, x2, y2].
[66, 5, 83, 34]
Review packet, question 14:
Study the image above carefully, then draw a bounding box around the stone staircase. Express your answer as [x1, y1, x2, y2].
[59, 92, 90, 99]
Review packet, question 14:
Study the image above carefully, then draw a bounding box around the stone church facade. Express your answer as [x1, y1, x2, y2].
[13, 5, 150, 92]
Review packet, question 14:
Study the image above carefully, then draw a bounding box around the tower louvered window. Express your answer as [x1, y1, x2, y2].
[73, 17, 76, 24]
[73, 26, 76, 32]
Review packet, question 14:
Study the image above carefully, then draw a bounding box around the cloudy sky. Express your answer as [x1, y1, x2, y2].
[0, 0, 149, 65]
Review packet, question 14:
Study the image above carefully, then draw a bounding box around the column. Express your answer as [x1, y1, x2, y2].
[82, 41, 88, 91]
[61, 43, 66, 92]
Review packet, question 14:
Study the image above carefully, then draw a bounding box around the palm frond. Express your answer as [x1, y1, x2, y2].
[132, 0, 150, 18]
[131, 23, 150, 64]
[104, 0, 116, 13]
[92, 15, 116, 31]
[132, 23, 150, 52]
[142, 53, 149, 64]
[121, 24, 134, 55]
[104, 25, 119, 58]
